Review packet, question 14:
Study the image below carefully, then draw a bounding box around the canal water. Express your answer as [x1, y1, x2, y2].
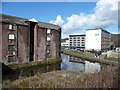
[3, 54, 101, 82]
[61, 54, 101, 73]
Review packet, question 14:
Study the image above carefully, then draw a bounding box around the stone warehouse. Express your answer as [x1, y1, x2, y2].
[0, 14, 61, 65]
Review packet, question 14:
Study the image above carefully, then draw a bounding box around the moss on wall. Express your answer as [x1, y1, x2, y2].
[8, 58, 62, 70]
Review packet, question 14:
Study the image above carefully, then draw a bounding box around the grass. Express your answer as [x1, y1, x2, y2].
[104, 56, 120, 62]
[61, 49, 118, 66]
[2, 65, 118, 88]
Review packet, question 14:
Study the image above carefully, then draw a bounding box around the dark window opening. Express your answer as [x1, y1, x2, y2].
[8, 56, 15, 62]
[8, 45, 15, 51]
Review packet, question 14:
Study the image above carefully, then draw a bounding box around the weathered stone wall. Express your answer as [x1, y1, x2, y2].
[36, 27, 46, 61]
[1, 17, 61, 65]
[18, 25, 29, 63]
[2, 23, 9, 64]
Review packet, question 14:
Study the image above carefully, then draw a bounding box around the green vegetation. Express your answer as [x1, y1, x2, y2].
[3, 65, 118, 88]
[104, 56, 120, 62]
[8, 58, 62, 70]
[61, 49, 118, 66]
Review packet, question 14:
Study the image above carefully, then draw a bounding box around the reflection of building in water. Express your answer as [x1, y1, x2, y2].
[69, 56, 85, 64]
[68, 56, 85, 71]
[85, 61, 101, 73]
[68, 56, 101, 73]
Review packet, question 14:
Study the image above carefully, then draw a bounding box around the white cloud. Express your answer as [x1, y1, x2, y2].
[49, 0, 119, 38]
[49, 15, 64, 26]
[111, 31, 120, 34]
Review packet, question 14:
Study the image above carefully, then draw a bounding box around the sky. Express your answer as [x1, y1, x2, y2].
[2, 0, 119, 38]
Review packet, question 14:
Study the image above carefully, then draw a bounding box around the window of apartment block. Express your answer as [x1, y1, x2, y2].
[73, 37, 76, 39]
[8, 34, 15, 40]
[82, 37, 85, 39]
[95, 34, 99, 36]
[82, 44, 85, 46]
[8, 56, 15, 62]
[9, 24, 17, 30]
[77, 44, 80, 46]
[8, 45, 15, 51]
[77, 37, 80, 39]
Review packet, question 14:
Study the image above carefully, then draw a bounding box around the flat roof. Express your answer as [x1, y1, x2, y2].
[0, 14, 61, 30]
[86, 28, 110, 34]
[69, 34, 85, 37]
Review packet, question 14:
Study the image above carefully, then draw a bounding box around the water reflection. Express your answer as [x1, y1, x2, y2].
[61, 54, 101, 73]
[3, 54, 101, 82]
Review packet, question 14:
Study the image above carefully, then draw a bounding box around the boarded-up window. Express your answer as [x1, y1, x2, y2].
[9, 24, 17, 30]
[9, 24, 12, 29]
[8, 34, 15, 40]
[47, 37, 51, 41]
[8, 45, 15, 51]
[47, 29, 51, 34]
[46, 41, 50, 46]
[8, 56, 15, 62]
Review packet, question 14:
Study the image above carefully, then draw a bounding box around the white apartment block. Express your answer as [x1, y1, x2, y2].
[85, 28, 111, 51]
[61, 40, 70, 47]
[69, 35, 85, 49]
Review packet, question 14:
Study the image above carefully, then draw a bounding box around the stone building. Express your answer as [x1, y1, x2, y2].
[0, 14, 61, 65]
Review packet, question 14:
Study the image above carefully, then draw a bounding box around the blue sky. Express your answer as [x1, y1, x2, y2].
[2, 2, 96, 22]
[2, 1, 118, 38]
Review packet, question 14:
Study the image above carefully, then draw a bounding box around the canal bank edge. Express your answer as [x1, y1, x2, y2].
[61, 50, 118, 66]
[7, 58, 62, 70]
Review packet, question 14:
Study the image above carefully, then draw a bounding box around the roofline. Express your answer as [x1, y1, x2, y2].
[0, 14, 61, 29]
[69, 34, 86, 37]
[86, 28, 110, 34]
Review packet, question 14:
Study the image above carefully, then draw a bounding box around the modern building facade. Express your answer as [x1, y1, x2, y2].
[0, 14, 61, 65]
[69, 35, 85, 50]
[85, 28, 111, 51]
[61, 39, 69, 49]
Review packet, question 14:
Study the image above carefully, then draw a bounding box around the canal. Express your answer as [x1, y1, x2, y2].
[3, 54, 101, 82]
[61, 54, 101, 73]
[3, 54, 118, 88]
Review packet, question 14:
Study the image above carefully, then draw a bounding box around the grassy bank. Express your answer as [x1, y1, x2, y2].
[3, 65, 118, 88]
[61, 49, 118, 66]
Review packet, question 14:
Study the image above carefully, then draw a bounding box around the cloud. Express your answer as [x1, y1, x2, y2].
[49, 15, 64, 26]
[111, 31, 120, 34]
[49, 0, 118, 38]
